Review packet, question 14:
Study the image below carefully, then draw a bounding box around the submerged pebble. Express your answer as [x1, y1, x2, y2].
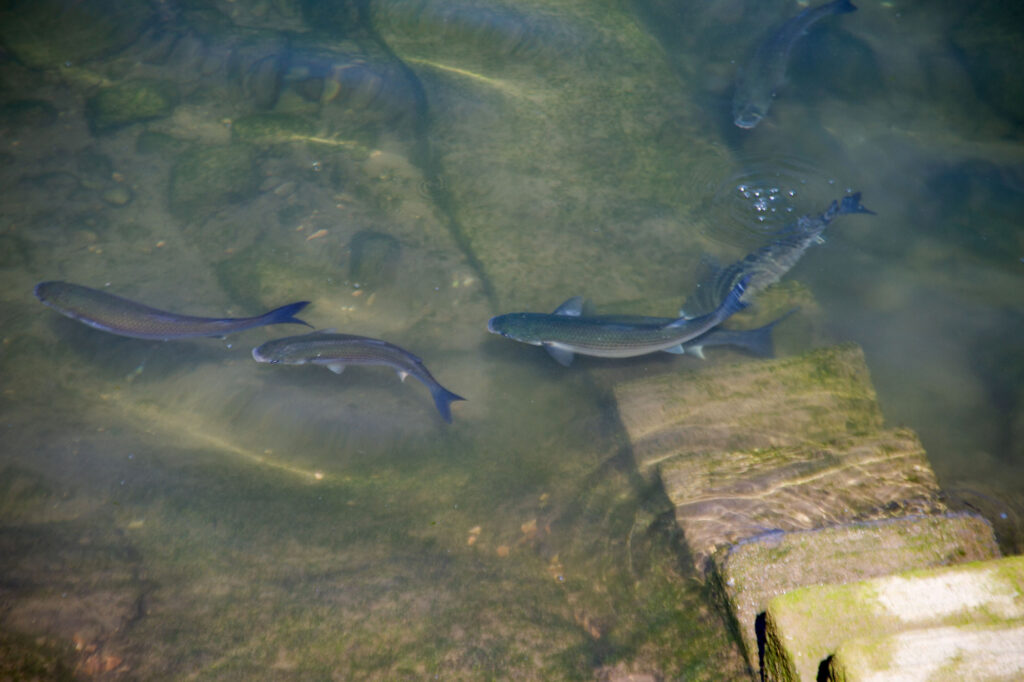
[101, 185, 133, 207]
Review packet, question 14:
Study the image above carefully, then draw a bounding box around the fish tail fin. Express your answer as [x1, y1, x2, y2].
[741, 308, 800, 358]
[259, 301, 314, 328]
[430, 385, 466, 423]
[837, 192, 875, 216]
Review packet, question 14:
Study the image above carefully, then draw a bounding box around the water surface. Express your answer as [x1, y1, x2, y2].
[1, 0, 1022, 678]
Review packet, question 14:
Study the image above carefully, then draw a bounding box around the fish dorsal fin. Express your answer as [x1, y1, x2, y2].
[552, 297, 584, 316]
[310, 327, 338, 335]
[543, 343, 575, 367]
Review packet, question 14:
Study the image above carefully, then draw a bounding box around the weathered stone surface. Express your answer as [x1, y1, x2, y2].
[718, 514, 1000, 676]
[666, 428, 943, 569]
[827, 622, 1024, 682]
[370, 0, 733, 309]
[764, 554, 1024, 682]
[614, 344, 884, 477]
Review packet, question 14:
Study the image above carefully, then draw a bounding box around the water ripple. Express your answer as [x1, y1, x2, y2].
[702, 154, 852, 249]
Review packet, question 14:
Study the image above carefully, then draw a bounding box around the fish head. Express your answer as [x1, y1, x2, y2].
[733, 103, 765, 129]
[251, 340, 308, 365]
[251, 345, 277, 364]
[487, 313, 543, 345]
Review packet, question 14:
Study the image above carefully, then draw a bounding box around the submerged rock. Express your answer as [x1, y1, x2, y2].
[231, 112, 320, 146]
[0, 99, 58, 128]
[347, 230, 401, 289]
[0, 0, 149, 70]
[169, 144, 258, 218]
[951, 3, 1024, 124]
[86, 79, 178, 132]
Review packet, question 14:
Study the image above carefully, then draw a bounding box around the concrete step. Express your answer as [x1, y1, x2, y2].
[715, 514, 1000, 676]
[826, 621, 1024, 682]
[662, 427, 943, 571]
[614, 344, 885, 480]
[763, 554, 1024, 681]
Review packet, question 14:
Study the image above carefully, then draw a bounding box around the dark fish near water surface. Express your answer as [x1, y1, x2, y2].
[251, 331, 465, 423]
[35, 281, 311, 340]
[732, 0, 857, 129]
[685, 192, 873, 315]
[487, 276, 750, 366]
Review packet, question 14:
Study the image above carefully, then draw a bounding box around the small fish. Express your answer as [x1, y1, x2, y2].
[685, 193, 873, 315]
[487, 276, 750, 366]
[35, 281, 312, 340]
[732, 0, 857, 129]
[251, 331, 465, 423]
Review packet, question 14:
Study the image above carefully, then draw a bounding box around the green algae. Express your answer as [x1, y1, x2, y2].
[87, 80, 178, 133]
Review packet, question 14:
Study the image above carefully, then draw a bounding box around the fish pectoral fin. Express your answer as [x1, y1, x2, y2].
[397, 370, 409, 382]
[327, 363, 346, 374]
[662, 344, 686, 355]
[543, 343, 575, 367]
[552, 297, 584, 317]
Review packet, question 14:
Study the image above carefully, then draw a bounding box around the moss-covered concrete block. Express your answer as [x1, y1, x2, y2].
[718, 514, 999, 676]
[665, 428, 943, 570]
[614, 344, 884, 477]
[86, 79, 178, 132]
[764, 554, 1024, 682]
[826, 621, 1024, 682]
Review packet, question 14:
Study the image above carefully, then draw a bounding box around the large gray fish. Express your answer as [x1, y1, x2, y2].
[586, 309, 797, 359]
[685, 192, 872, 315]
[732, 0, 857, 129]
[251, 331, 465, 423]
[487, 276, 750, 366]
[35, 281, 311, 340]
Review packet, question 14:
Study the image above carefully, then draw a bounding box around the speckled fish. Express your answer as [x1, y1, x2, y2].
[684, 193, 873, 316]
[34, 281, 312, 340]
[487, 276, 750, 367]
[251, 331, 465, 423]
[732, 0, 857, 129]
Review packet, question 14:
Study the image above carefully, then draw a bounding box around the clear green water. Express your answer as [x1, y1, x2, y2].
[0, 0, 1022, 678]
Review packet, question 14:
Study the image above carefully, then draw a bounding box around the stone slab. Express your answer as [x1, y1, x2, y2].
[826, 621, 1024, 682]
[717, 514, 999, 676]
[763, 554, 1024, 682]
[663, 428, 943, 569]
[613, 345, 884, 478]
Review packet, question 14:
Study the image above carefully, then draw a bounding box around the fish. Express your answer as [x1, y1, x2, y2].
[684, 192, 873, 316]
[251, 331, 465, 423]
[732, 0, 857, 129]
[588, 309, 797, 359]
[486, 276, 750, 366]
[34, 281, 312, 340]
